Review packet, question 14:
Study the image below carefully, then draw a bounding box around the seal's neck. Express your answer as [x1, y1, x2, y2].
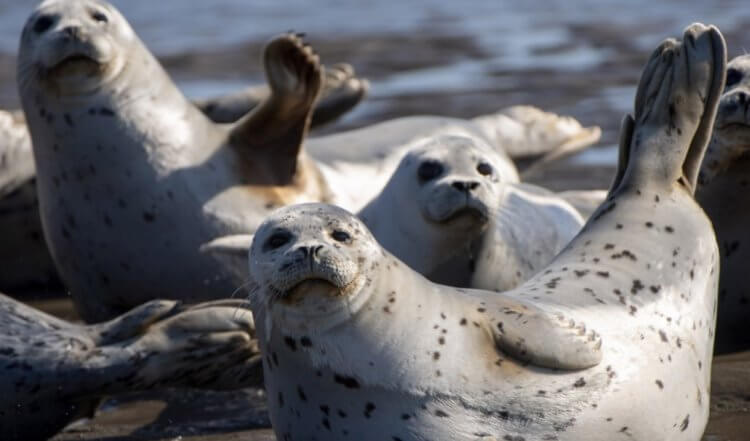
[359, 189, 478, 277]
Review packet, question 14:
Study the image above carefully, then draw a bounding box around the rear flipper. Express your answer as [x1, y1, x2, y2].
[196, 62, 368, 127]
[611, 23, 726, 196]
[472, 105, 602, 178]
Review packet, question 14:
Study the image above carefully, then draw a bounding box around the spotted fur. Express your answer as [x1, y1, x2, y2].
[0, 293, 259, 441]
[17, 0, 328, 322]
[696, 54, 750, 353]
[249, 24, 722, 441]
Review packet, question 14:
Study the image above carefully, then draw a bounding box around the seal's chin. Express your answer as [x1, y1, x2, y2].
[425, 202, 490, 228]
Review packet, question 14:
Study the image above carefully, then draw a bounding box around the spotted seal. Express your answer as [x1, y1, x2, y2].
[357, 134, 583, 290]
[308, 105, 601, 211]
[696, 54, 750, 353]
[202, 134, 583, 290]
[17, 0, 333, 322]
[247, 23, 723, 441]
[0, 293, 259, 441]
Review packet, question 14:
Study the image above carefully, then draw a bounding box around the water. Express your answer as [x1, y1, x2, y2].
[2, 0, 749, 165]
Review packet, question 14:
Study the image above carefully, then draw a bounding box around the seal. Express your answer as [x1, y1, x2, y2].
[358, 134, 583, 290]
[0, 110, 60, 291]
[696, 53, 750, 353]
[17, 0, 331, 322]
[308, 106, 601, 211]
[247, 23, 723, 441]
[196, 62, 369, 126]
[202, 134, 583, 290]
[0, 293, 259, 441]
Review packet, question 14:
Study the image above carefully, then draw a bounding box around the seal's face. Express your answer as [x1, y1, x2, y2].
[701, 55, 750, 179]
[18, 0, 134, 95]
[396, 135, 504, 232]
[250, 203, 380, 333]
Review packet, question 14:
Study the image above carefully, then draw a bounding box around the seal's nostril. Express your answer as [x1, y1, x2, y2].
[452, 181, 479, 192]
[312, 245, 323, 257]
[62, 26, 79, 38]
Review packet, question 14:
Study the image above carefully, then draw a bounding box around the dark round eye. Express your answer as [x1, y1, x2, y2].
[332, 230, 351, 242]
[726, 68, 742, 89]
[476, 162, 493, 176]
[264, 231, 292, 250]
[33, 15, 54, 34]
[417, 160, 444, 182]
[91, 11, 109, 23]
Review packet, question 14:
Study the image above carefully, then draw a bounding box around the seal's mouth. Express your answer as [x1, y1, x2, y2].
[274, 276, 349, 306]
[715, 121, 750, 132]
[48, 53, 102, 75]
[425, 199, 491, 226]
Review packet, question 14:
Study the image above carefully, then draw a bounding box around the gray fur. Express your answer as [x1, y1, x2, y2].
[249, 24, 722, 441]
[0, 293, 259, 441]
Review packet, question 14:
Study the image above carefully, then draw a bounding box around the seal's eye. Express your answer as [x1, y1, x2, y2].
[476, 162, 493, 176]
[726, 68, 742, 89]
[417, 160, 444, 182]
[91, 11, 109, 23]
[264, 231, 292, 251]
[331, 230, 351, 243]
[33, 15, 54, 34]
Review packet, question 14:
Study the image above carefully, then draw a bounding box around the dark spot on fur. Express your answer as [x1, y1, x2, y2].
[573, 377, 586, 387]
[284, 336, 297, 351]
[333, 374, 360, 389]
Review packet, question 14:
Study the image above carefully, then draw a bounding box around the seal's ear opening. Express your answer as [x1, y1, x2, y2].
[200, 235, 255, 258]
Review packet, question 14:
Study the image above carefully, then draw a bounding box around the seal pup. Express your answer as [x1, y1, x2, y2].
[357, 134, 583, 290]
[0, 293, 259, 441]
[196, 62, 369, 126]
[247, 23, 723, 441]
[308, 105, 601, 211]
[696, 54, 750, 353]
[17, 0, 331, 322]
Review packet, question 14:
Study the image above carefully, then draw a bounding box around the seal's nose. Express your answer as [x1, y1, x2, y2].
[294, 244, 324, 260]
[721, 89, 750, 115]
[61, 26, 80, 39]
[452, 181, 480, 192]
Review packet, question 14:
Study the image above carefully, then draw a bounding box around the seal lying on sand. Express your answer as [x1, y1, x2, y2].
[247, 23, 723, 441]
[696, 54, 750, 353]
[17, 0, 330, 322]
[308, 105, 601, 211]
[0, 293, 258, 441]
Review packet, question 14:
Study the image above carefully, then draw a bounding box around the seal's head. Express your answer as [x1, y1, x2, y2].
[700, 55, 750, 182]
[17, 0, 135, 95]
[249, 203, 381, 334]
[393, 135, 506, 232]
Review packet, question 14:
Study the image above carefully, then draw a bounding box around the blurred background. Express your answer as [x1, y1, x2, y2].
[2, 0, 750, 154]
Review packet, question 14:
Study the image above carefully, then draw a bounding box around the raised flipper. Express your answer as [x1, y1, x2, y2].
[195, 62, 368, 127]
[613, 23, 726, 195]
[229, 33, 323, 182]
[471, 106, 601, 178]
[485, 295, 602, 370]
[0, 110, 34, 197]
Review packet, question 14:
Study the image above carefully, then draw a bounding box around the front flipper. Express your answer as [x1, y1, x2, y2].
[472, 105, 601, 178]
[488, 297, 602, 370]
[88, 300, 181, 345]
[229, 33, 323, 183]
